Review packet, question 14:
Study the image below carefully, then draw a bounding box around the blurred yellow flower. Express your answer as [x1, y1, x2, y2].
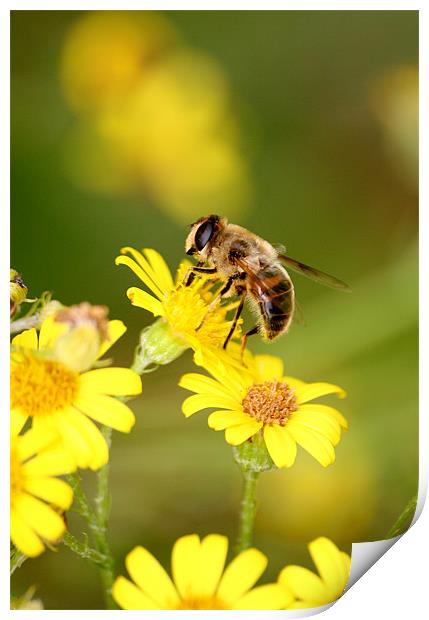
[60, 11, 250, 223]
[95, 51, 250, 221]
[11, 317, 142, 470]
[10, 586, 44, 610]
[61, 11, 176, 114]
[116, 247, 241, 355]
[278, 537, 351, 608]
[179, 352, 348, 468]
[113, 533, 293, 610]
[370, 64, 418, 189]
[10, 426, 75, 557]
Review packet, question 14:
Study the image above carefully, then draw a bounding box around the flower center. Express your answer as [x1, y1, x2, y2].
[242, 380, 298, 425]
[163, 281, 239, 349]
[11, 353, 79, 416]
[174, 596, 228, 610]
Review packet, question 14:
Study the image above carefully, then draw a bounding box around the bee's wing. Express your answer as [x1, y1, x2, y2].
[279, 254, 351, 291]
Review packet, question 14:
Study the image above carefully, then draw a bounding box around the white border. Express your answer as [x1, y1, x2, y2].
[3, 2, 425, 618]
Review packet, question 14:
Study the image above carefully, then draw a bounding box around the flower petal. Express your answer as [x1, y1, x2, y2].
[116, 253, 164, 300]
[10, 509, 45, 558]
[263, 425, 297, 468]
[112, 576, 161, 610]
[217, 548, 267, 604]
[308, 538, 350, 600]
[182, 393, 240, 417]
[125, 546, 179, 608]
[208, 410, 253, 430]
[171, 534, 201, 599]
[234, 583, 294, 610]
[194, 350, 250, 394]
[16, 426, 59, 461]
[14, 492, 65, 542]
[282, 376, 306, 389]
[252, 355, 284, 381]
[97, 320, 127, 359]
[287, 424, 335, 467]
[48, 410, 97, 470]
[295, 382, 346, 404]
[80, 368, 142, 396]
[144, 248, 174, 292]
[22, 435, 76, 477]
[38, 316, 68, 350]
[121, 247, 169, 297]
[10, 408, 28, 436]
[278, 565, 329, 605]
[299, 403, 348, 429]
[11, 328, 38, 351]
[179, 373, 236, 400]
[224, 421, 262, 445]
[75, 393, 135, 433]
[127, 287, 164, 316]
[196, 534, 228, 598]
[23, 477, 73, 510]
[65, 408, 109, 470]
[291, 411, 341, 446]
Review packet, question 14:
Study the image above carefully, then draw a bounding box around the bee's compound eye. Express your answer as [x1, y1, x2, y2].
[195, 220, 214, 251]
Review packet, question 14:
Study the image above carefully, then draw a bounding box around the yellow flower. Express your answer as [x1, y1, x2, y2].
[116, 247, 240, 356]
[11, 426, 76, 557]
[112, 534, 293, 610]
[10, 317, 142, 470]
[179, 352, 348, 468]
[278, 537, 351, 608]
[61, 11, 176, 114]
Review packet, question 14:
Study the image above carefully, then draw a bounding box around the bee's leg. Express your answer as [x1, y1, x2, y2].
[240, 326, 259, 361]
[222, 293, 246, 350]
[195, 276, 234, 331]
[184, 264, 217, 287]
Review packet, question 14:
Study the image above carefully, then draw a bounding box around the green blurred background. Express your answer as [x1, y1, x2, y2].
[11, 10, 418, 609]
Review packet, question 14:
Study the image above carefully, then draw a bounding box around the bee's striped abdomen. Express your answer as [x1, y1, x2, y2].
[252, 264, 295, 340]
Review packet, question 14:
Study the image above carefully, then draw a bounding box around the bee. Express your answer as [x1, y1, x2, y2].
[185, 214, 349, 351]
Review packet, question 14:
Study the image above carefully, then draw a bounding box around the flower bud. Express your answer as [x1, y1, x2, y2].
[54, 302, 109, 372]
[136, 318, 187, 369]
[10, 269, 28, 317]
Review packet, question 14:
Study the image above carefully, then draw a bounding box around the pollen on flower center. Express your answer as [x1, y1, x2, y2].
[11, 353, 79, 417]
[163, 282, 236, 348]
[242, 380, 298, 425]
[174, 596, 228, 610]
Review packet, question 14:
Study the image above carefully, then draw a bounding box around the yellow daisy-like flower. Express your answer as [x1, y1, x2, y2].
[112, 533, 293, 610]
[115, 247, 240, 354]
[179, 352, 348, 468]
[11, 426, 76, 557]
[10, 317, 142, 470]
[278, 537, 351, 608]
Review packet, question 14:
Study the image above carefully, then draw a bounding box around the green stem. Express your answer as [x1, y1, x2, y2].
[67, 470, 116, 607]
[62, 532, 106, 566]
[236, 469, 260, 552]
[93, 426, 115, 609]
[66, 351, 153, 608]
[386, 494, 418, 538]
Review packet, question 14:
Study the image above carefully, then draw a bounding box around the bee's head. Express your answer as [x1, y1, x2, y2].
[185, 214, 225, 258]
